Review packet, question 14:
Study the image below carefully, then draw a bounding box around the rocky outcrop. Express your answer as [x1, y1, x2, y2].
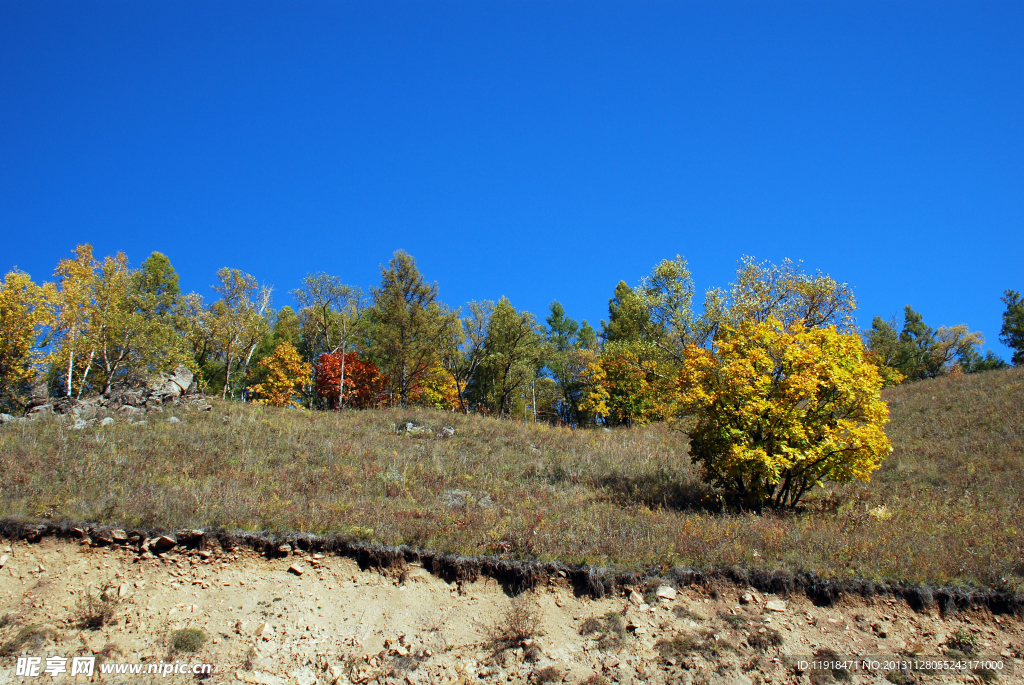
[4, 364, 210, 425]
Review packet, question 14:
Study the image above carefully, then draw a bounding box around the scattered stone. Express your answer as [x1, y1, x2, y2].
[766, 600, 787, 612]
[92, 529, 114, 545]
[155, 535, 177, 550]
[740, 592, 754, 605]
[288, 564, 305, 576]
[0, 555, 7, 568]
[655, 585, 677, 601]
[72, 418, 87, 430]
[0, 413, 14, 423]
[176, 529, 204, 544]
[118, 583, 129, 598]
[99, 417, 115, 427]
[111, 529, 128, 543]
[440, 426, 456, 438]
[277, 544, 293, 556]
[629, 590, 644, 605]
[167, 416, 181, 424]
[442, 490, 472, 507]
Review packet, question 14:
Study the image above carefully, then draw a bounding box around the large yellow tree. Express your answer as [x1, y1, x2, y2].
[678, 317, 892, 510]
[0, 270, 53, 411]
[250, 341, 311, 408]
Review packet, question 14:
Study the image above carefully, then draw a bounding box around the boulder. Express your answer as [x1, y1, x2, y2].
[765, 599, 787, 612]
[154, 535, 177, 551]
[27, 405, 53, 419]
[175, 529, 204, 544]
[655, 585, 677, 601]
[168, 365, 194, 393]
[28, 380, 49, 407]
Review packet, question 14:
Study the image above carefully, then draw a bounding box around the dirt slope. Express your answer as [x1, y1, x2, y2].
[0, 539, 1021, 685]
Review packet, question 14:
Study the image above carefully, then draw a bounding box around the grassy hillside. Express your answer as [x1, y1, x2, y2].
[1, 367, 1022, 590]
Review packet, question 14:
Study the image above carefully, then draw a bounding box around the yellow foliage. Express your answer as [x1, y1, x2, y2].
[251, 342, 312, 408]
[586, 344, 675, 426]
[677, 317, 892, 509]
[413, 363, 461, 411]
[0, 270, 53, 409]
[577, 349, 609, 419]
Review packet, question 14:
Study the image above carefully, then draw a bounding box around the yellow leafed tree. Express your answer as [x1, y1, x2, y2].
[250, 342, 311, 408]
[413, 362, 461, 411]
[0, 270, 54, 411]
[677, 317, 892, 510]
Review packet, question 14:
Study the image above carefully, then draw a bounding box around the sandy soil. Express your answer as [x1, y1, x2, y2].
[0, 538, 1020, 684]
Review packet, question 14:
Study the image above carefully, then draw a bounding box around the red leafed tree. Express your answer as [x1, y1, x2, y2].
[315, 351, 388, 409]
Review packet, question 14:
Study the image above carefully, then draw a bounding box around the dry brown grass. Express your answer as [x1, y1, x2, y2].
[1, 367, 1022, 590]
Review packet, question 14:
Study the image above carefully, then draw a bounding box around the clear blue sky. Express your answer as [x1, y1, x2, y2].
[2, 1, 1021, 358]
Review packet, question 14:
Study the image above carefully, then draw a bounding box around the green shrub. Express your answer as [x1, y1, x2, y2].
[171, 628, 207, 653]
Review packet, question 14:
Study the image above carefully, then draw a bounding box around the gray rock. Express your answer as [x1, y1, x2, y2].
[443, 489, 473, 507]
[169, 364, 194, 393]
[28, 379, 49, 407]
[27, 404, 52, 419]
[167, 416, 181, 424]
[71, 418, 87, 430]
[99, 417, 115, 427]
[440, 426, 456, 438]
[0, 413, 13, 424]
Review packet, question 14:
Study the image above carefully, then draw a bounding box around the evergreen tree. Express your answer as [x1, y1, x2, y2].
[600, 281, 647, 343]
[469, 297, 544, 417]
[367, 251, 454, 406]
[544, 301, 597, 425]
[1000, 289, 1024, 366]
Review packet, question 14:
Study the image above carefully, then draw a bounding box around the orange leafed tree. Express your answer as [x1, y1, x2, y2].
[315, 351, 388, 409]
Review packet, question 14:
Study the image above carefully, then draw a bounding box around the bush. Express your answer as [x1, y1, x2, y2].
[486, 598, 537, 653]
[75, 588, 118, 629]
[0, 625, 54, 656]
[747, 628, 783, 651]
[171, 628, 207, 653]
[678, 318, 892, 509]
[945, 629, 979, 656]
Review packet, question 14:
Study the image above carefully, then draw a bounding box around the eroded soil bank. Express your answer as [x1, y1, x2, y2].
[0, 538, 1021, 684]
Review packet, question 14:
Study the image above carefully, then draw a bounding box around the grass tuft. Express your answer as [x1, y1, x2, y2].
[170, 628, 206, 653]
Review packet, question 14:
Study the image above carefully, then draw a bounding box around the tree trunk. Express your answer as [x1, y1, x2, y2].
[77, 349, 95, 400]
[222, 351, 234, 400]
[338, 343, 345, 410]
[66, 343, 75, 398]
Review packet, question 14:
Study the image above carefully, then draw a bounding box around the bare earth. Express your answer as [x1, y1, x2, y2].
[0, 539, 1021, 684]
